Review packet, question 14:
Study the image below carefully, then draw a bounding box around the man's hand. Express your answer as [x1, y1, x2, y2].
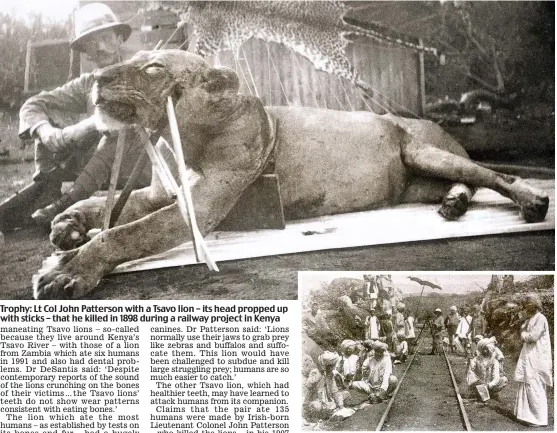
[62, 117, 97, 147]
[36, 117, 97, 153]
[36, 123, 67, 152]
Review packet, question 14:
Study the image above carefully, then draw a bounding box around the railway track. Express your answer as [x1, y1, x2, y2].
[377, 332, 472, 431]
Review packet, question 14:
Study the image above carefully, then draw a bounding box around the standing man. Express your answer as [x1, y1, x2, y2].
[393, 302, 406, 341]
[514, 293, 552, 427]
[18, 3, 150, 227]
[405, 311, 416, 354]
[455, 306, 473, 358]
[470, 304, 486, 356]
[365, 308, 380, 341]
[431, 308, 445, 355]
[363, 274, 379, 310]
[445, 306, 460, 354]
[379, 312, 395, 353]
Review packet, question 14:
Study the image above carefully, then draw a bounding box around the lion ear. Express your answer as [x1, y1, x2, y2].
[191, 67, 240, 94]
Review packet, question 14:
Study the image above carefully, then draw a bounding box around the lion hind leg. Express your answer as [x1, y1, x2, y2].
[402, 145, 549, 223]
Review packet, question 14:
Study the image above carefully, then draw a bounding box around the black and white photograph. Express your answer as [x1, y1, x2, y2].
[301, 272, 554, 431]
[0, 1, 554, 300]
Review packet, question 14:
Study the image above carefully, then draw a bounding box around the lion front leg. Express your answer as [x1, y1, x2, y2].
[35, 160, 264, 299]
[50, 185, 171, 251]
[49, 197, 106, 251]
[34, 202, 188, 299]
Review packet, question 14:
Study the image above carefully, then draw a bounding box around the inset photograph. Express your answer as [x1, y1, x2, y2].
[301, 272, 554, 431]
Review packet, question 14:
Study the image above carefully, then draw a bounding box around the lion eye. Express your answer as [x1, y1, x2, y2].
[144, 63, 165, 75]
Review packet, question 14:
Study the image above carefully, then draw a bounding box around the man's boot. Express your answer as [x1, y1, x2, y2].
[31, 194, 75, 228]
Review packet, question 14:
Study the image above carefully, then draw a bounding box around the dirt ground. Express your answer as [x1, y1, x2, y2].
[307, 335, 554, 431]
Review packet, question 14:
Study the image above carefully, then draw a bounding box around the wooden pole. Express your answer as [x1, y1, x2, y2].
[166, 96, 202, 261]
[103, 128, 127, 231]
[137, 130, 218, 272]
[165, 97, 219, 271]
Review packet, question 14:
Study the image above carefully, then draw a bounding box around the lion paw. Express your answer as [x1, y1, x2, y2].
[520, 194, 549, 223]
[438, 191, 470, 221]
[50, 209, 91, 250]
[511, 180, 549, 223]
[32, 250, 96, 300]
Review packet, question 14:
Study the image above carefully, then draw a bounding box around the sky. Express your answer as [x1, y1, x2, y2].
[0, 0, 78, 23]
[299, 272, 535, 298]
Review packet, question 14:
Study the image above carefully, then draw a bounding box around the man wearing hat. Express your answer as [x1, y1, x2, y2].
[351, 341, 398, 403]
[431, 308, 445, 355]
[307, 351, 348, 419]
[393, 302, 406, 341]
[303, 301, 320, 330]
[18, 3, 150, 228]
[339, 340, 359, 388]
[445, 305, 460, 354]
[455, 306, 473, 358]
[466, 337, 508, 401]
[364, 308, 380, 341]
[514, 293, 552, 427]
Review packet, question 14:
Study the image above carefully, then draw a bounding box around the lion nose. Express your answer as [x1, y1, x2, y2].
[94, 64, 121, 85]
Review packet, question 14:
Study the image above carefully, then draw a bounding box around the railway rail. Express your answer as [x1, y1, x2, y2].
[376, 329, 472, 431]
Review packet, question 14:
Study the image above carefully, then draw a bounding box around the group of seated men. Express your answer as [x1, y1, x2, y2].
[303, 339, 399, 420]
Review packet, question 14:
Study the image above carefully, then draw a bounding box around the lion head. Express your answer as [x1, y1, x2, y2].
[92, 49, 240, 132]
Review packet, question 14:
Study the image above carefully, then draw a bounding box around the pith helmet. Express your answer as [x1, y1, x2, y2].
[71, 3, 132, 52]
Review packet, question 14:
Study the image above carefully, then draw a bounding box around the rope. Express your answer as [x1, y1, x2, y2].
[291, 51, 320, 108]
[356, 86, 379, 113]
[161, 22, 185, 50]
[320, 72, 349, 111]
[240, 46, 260, 98]
[268, 47, 292, 106]
[340, 81, 355, 111]
[234, 51, 254, 96]
[266, 43, 273, 105]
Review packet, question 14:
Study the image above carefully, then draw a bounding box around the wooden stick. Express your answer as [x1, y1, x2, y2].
[135, 127, 218, 271]
[151, 137, 219, 272]
[165, 97, 201, 262]
[140, 133, 177, 199]
[163, 99, 219, 271]
[103, 128, 127, 231]
[109, 148, 149, 228]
